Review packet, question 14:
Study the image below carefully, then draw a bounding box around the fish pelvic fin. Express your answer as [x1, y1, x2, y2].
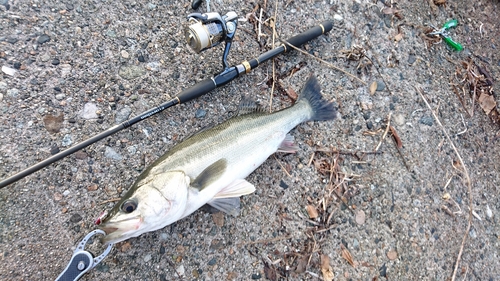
[208, 197, 241, 217]
[191, 159, 228, 191]
[299, 75, 337, 121]
[208, 179, 256, 216]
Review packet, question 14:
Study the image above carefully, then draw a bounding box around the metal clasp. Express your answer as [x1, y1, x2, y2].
[55, 230, 114, 281]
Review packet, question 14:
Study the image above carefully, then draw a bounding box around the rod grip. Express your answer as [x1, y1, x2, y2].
[285, 20, 333, 51]
[176, 78, 216, 104]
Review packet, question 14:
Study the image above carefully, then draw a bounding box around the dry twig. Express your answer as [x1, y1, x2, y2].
[416, 87, 473, 281]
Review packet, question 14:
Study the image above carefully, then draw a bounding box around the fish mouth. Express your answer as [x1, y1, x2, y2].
[98, 216, 143, 244]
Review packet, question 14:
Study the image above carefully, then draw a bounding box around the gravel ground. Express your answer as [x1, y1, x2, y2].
[1, 0, 499, 280]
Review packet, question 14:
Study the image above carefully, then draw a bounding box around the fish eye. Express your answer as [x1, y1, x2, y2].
[121, 199, 138, 213]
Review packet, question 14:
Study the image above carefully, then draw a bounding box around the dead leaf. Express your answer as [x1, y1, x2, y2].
[264, 263, 277, 281]
[306, 205, 319, 219]
[341, 244, 355, 267]
[355, 210, 366, 225]
[389, 126, 403, 149]
[212, 212, 225, 227]
[478, 92, 496, 114]
[286, 87, 298, 101]
[387, 250, 398, 260]
[369, 81, 377, 95]
[320, 254, 334, 281]
[43, 113, 64, 134]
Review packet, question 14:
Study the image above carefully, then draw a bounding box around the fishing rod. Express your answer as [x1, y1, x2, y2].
[0, 16, 333, 189]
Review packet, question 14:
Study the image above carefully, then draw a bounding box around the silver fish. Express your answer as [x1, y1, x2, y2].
[98, 75, 336, 243]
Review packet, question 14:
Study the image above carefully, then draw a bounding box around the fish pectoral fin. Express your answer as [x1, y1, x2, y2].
[191, 159, 228, 191]
[277, 133, 299, 153]
[214, 179, 256, 199]
[208, 197, 241, 217]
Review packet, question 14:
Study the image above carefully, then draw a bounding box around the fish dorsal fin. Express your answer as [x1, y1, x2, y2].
[237, 99, 266, 116]
[208, 197, 241, 217]
[191, 159, 227, 191]
[214, 179, 256, 199]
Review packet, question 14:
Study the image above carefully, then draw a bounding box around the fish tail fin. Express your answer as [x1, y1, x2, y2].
[298, 75, 337, 121]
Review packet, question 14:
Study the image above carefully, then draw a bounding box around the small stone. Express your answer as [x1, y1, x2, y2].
[87, 184, 98, 191]
[333, 14, 343, 21]
[7, 88, 19, 98]
[176, 265, 185, 276]
[51, 58, 60, 65]
[486, 205, 493, 218]
[138, 54, 146, 62]
[69, 213, 82, 223]
[355, 210, 366, 225]
[127, 145, 137, 155]
[393, 114, 405, 126]
[143, 254, 152, 262]
[54, 192, 63, 201]
[408, 54, 416, 65]
[251, 273, 262, 279]
[195, 108, 206, 119]
[1, 65, 16, 76]
[95, 264, 109, 273]
[63, 190, 70, 196]
[74, 151, 88, 160]
[208, 258, 217, 265]
[80, 102, 98, 119]
[105, 146, 123, 160]
[121, 50, 130, 59]
[43, 113, 64, 133]
[6, 36, 17, 44]
[37, 34, 51, 44]
[118, 65, 146, 80]
[0, 81, 6, 90]
[0, 93, 3, 102]
[40, 54, 50, 62]
[419, 116, 433, 126]
[387, 250, 398, 260]
[55, 93, 65, 100]
[147, 3, 156, 10]
[13, 62, 21, 69]
[115, 106, 132, 124]
[279, 179, 289, 189]
[61, 134, 72, 146]
[376, 81, 386, 91]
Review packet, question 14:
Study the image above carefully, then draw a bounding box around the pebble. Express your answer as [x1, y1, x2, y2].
[13, 62, 21, 69]
[333, 14, 343, 21]
[251, 273, 262, 279]
[69, 213, 82, 223]
[115, 106, 132, 124]
[63, 190, 70, 196]
[6, 36, 17, 44]
[2, 66, 16, 76]
[40, 54, 50, 62]
[55, 93, 65, 100]
[7, 88, 18, 98]
[0, 93, 3, 102]
[176, 265, 185, 276]
[394, 114, 405, 126]
[208, 258, 217, 265]
[105, 146, 123, 160]
[143, 254, 152, 263]
[95, 264, 109, 273]
[118, 65, 146, 80]
[138, 54, 146, 62]
[51, 58, 60, 65]
[61, 134, 72, 146]
[121, 50, 130, 59]
[127, 145, 137, 155]
[37, 34, 51, 44]
[0, 81, 6, 90]
[376, 81, 386, 91]
[419, 116, 434, 126]
[486, 205, 492, 218]
[159, 233, 168, 240]
[195, 108, 206, 119]
[80, 102, 98, 119]
[408, 54, 416, 65]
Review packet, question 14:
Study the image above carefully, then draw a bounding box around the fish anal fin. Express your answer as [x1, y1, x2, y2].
[277, 133, 298, 153]
[208, 197, 241, 217]
[214, 179, 256, 199]
[191, 159, 227, 191]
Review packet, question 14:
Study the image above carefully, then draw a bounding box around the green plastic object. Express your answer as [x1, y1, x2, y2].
[443, 36, 464, 51]
[442, 19, 458, 30]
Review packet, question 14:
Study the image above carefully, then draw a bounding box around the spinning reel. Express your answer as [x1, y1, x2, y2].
[184, 11, 238, 70]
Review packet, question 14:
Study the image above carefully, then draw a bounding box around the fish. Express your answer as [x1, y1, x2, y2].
[98, 75, 336, 244]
